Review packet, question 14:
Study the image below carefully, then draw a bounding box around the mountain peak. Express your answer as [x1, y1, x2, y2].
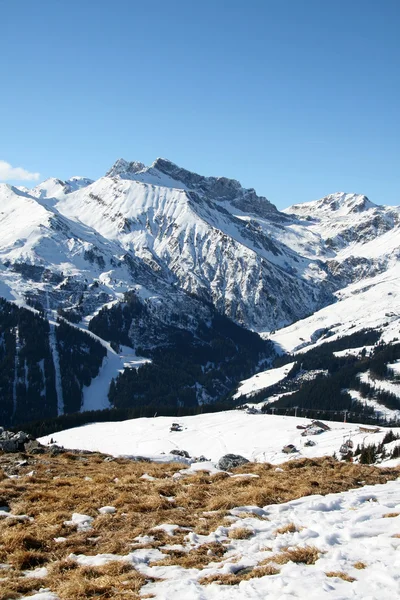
[288, 192, 377, 217]
[106, 158, 146, 178]
[319, 192, 376, 213]
[104, 155, 279, 219]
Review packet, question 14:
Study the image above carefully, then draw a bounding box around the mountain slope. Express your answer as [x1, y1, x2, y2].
[0, 161, 335, 332]
[0, 157, 399, 426]
[0, 298, 112, 427]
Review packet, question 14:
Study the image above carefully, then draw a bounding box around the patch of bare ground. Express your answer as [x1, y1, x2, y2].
[151, 541, 226, 568]
[274, 522, 299, 535]
[261, 545, 322, 566]
[326, 571, 356, 582]
[199, 564, 280, 585]
[228, 527, 254, 540]
[0, 451, 398, 597]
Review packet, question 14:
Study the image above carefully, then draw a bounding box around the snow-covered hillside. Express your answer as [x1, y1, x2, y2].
[268, 263, 400, 354]
[39, 411, 400, 467]
[0, 159, 332, 332]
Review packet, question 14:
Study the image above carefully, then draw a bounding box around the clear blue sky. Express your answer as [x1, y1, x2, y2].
[1, 0, 399, 208]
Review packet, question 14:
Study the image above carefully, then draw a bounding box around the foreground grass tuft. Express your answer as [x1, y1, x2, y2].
[326, 571, 356, 582]
[199, 564, 280, 585]
[274, 522, 299, 535]
[228, 527, 254, 540]
[264, 545, 322, 566]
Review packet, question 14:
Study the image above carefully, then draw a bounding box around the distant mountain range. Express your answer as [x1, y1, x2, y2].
[0, 158, 399, 429]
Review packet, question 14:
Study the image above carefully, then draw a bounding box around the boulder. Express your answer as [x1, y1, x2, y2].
[170, 449, 190, 458]
[24, 440, 46, 454]
[217, 454, 250, 471]
[0, 430, 31, 453]
[194, 455, 209, 462]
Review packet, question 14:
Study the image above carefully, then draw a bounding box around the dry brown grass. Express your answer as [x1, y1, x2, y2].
[326, 571, 356, 582]
[264, 545, 322, 566]
[151, 541, 226, 568]
[353, 561, 367, 569]
[199, 564, 280, 585]
[383, 512, 399, 518]
[0, 451, 398, 597]
[228, 527, 254, 540]
[193, 510, 231, 535]
[274, 522, 299, 535]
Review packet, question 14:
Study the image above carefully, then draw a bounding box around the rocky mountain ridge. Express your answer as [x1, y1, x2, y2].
[0, 157, 399, 426]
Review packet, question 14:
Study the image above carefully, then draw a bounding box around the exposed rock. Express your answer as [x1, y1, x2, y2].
[194, 455, 209, 462]
[49, 445, 64, 456]
[217, 454, 250, 470]
[0, 430, 31, 453]
[23, 440, 45, 454]
[170, 449, 190, 458]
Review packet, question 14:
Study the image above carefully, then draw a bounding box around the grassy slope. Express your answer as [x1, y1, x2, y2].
[0, 450, 399, 599]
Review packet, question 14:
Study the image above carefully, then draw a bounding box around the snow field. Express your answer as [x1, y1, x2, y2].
[39, 411, 400, 467]
[267, 263, 400, 354]
[233, 362, 295, 399]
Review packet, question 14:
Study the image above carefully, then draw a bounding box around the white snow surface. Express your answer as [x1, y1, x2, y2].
[360, 371, 400, 399]
[389, 360, 400, 376]
[20, 593, 59, 600]
[268, 263, 400, 353]
[39, 411, 400, 466]
[347, 389, 400, 423]
[63, 513, 93, 532]
[138, 480, 400, 600]
[81, 344, 149, 412]
[233, 362, 295, 399]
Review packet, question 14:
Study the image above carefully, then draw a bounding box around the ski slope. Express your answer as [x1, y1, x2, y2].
[233, 362, 295, 399]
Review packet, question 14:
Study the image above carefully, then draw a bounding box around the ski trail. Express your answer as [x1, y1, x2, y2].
[46, 291, 64, 416]
[12, 326, 20, 420]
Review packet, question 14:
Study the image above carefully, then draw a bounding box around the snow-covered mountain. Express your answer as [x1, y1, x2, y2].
[0, 157, 399, 425]
[0, 159, 336, 332]
[3, 160, 399, 336]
